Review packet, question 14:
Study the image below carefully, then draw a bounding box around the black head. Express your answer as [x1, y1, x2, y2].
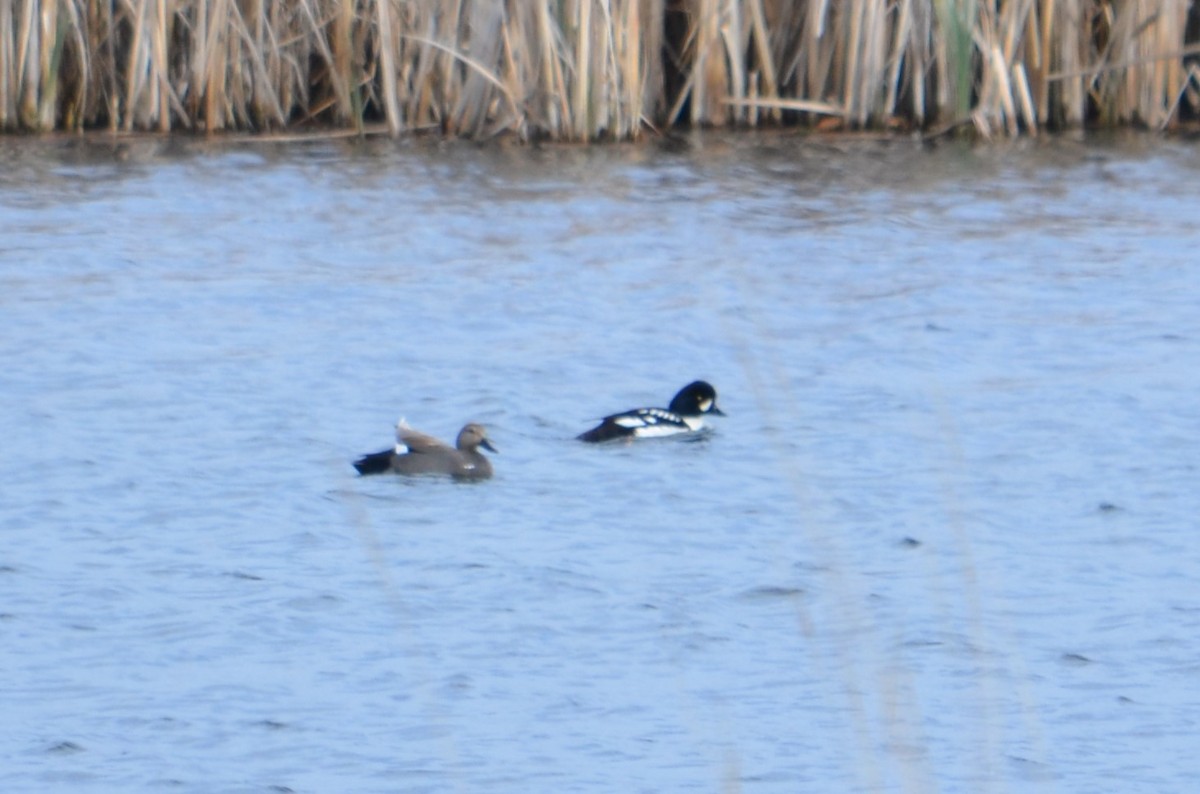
[668, 381, 725, 416]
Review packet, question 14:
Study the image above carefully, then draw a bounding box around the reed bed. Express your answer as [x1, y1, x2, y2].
[2, 1, 1198, 139]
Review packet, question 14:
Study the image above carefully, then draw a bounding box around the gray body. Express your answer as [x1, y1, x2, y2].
[354, 422, 496, 480]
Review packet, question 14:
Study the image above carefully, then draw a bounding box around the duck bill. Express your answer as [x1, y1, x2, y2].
[711, 406, 726, 416]
[481, 439, 499, 453]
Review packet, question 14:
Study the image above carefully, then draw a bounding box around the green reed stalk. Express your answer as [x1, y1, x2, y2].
[16, 0, 37, 128]
[934, 0, 978, 123]
[0, 2, 11, 127]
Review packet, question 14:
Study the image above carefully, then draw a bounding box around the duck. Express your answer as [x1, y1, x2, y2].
[577, 381, 725, 443]
[354, 420, 497, 480]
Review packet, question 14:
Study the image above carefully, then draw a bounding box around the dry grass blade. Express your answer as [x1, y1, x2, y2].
[723, 95, 847, 117]
[533, 1, 567, 133]
[745, 0, 778, 122]
[1013, 62, 1038, 133]
[377, 0, 400, 134]
[400, 31, 521, 124]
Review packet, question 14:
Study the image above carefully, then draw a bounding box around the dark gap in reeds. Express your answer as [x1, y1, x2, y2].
[4, 1, 1200, 140]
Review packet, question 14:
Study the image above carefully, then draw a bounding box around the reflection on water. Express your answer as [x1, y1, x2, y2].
[1, 132, 1198, 793]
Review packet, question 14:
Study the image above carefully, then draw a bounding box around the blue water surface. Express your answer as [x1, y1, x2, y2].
[1, 132, 1198, 793]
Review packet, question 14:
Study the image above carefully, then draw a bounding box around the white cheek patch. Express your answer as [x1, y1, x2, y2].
[697, 397, 712, 412]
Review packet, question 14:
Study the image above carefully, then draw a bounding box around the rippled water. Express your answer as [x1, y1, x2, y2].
[2, 132, 1198, 793]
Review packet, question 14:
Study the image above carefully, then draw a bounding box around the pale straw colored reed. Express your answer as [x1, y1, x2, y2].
[1, 1, 1197, 138]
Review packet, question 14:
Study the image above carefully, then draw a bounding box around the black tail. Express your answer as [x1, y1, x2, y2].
[353, 449, 393, 475]
[577, 420, 633, 444]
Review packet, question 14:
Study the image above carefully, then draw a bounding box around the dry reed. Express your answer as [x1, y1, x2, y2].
[1, 1, 1198, 139]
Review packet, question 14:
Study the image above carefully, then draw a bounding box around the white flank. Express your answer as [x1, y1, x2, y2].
[633, 423, 687, 438]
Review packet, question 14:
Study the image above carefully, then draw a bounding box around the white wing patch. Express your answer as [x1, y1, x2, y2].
[610, 408, 698, 437]
[394, 418, 410, 453]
